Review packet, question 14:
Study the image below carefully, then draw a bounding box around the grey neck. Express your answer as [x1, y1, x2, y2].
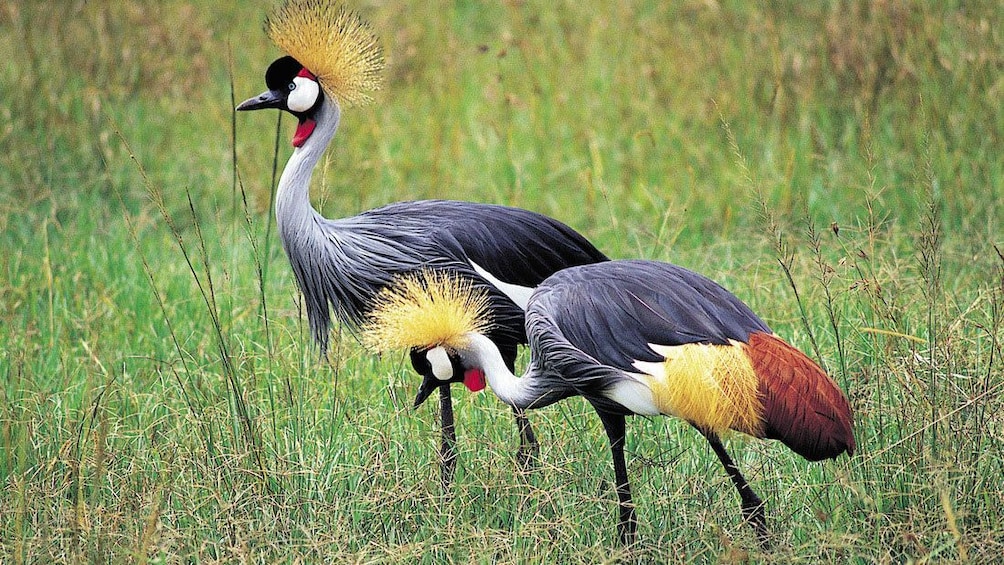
[464, 333, 551, 411]
[274, 98, 342, 240]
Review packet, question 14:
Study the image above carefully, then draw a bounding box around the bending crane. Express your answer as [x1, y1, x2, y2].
[365, 261, 855, 546]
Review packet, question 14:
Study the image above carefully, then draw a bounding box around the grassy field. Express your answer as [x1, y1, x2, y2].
[2, 0, 1002, 562]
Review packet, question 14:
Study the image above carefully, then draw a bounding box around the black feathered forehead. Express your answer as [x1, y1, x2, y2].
[264, 55, 306, 90]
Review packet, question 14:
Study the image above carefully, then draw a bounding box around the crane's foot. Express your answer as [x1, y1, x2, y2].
[514, 409, 539, 473]
[515, 442, 540, 473]
[741, 495, 771, 550]
[616, 504, 638, 547]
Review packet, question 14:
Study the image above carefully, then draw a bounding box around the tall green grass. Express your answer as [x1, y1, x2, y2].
[2, 1, 1001, 562]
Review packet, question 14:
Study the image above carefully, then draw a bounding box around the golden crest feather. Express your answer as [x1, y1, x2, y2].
[362, 271, 494, 353]
[266, 0, 384, 106]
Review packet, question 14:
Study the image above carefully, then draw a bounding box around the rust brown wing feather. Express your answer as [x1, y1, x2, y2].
[745, 332, 855, 461]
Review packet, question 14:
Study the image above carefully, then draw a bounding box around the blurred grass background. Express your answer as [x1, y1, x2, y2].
[1, 0, 1002, 562]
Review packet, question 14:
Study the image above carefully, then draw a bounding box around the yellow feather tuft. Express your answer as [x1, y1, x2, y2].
[362, 271, 493, 353]
[266, 0, 384, 106]
[641, 342, 764, 436]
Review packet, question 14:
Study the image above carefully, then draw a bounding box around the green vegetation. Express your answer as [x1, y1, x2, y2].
[2, 1, 1001, 562]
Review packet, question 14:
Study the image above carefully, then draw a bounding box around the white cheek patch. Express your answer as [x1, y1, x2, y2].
[426, 347, 454, 381]
[287, 76, 320, 113]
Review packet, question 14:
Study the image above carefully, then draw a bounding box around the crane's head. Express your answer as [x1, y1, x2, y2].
[409, 347, 487, 408]
[361, 271, 493, 407]
[237, 56, 324, 147]
[237, 0, 384, 147]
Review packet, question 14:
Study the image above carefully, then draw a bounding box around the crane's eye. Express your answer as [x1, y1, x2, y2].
[286, 76, 320, 113]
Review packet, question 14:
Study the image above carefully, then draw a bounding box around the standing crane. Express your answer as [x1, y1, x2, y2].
[235, 0, 608, 487]
[364, 261, 856, 546]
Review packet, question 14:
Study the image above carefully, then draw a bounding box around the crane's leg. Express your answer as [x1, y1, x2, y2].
[701, 430, 770, 548]
[599, 412, 637, 546]
[439, 384, 457, 491]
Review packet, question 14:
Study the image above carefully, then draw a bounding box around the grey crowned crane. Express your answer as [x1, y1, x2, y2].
[363, 261, 856, 547]
[235, 0, 607, 487]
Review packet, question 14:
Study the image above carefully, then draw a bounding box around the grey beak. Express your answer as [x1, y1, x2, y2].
[413, 374, 443, 408]
[236, 89, 284, 111]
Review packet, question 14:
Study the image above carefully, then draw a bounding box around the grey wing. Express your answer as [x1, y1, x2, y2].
[417, 200, 609, 288]
[524, 289, 629, 412]
[530, 260, 771, 373]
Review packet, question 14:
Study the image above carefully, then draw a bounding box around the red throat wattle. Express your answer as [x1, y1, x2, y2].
[463, 369, 486, 392]
[292, 119, 316, 147]
[291, 67, 318, 147]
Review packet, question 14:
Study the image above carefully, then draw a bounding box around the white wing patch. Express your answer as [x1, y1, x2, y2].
[469, 260, 534, 311]
[604, 374, 660, 416]
[632, 359, 667, 380]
